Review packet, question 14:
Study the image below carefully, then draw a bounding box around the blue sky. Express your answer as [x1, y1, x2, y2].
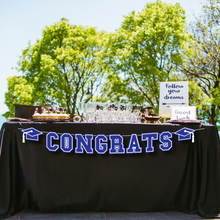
[0, 0, 206, 117]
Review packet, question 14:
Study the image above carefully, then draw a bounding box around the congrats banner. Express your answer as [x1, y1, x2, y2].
[20, 126, 203, 154]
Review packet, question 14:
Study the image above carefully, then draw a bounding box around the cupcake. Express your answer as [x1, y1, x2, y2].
[63, 108, 70, 120]
[47, 108, 54, 120]
[32, 108, 40, 119]
[40, 108, 48, 120]
[58, 108, 70, 120]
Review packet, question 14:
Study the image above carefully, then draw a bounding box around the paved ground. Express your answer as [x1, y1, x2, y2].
[5, 209, 212, 220]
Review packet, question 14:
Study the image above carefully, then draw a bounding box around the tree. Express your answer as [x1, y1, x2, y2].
[3, 76, 34, 118]
[101, 0, 191, 108]
[16, 18, 108, 116]
[181, 0, 220, 125]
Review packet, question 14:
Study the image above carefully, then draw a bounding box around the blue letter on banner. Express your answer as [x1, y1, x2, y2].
[60, 133, 73, 153]
[159, 131, 172, 151]
[46, 132, 59, 152]
[75, 134, 94, 154]
[141, 132, 158, 153]
[95, 134, 108, 154]
[109, 134, 125, 154]
[126, 134, 142, 154]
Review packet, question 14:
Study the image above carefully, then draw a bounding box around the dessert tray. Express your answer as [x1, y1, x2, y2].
[31, 118, 69, 122]
[145, 116, 160, 120]
[145, 116, 160, 123]
[166, 119, 204, 124]
[7, 117, 31, 122]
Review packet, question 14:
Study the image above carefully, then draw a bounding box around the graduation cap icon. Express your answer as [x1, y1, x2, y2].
[174, 127, 196, 142]
[21, 127, 43, 143]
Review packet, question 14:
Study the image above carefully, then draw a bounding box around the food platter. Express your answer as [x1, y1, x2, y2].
[31, 118, 69, 122]
[166, 119, 204, 124]
[7, 117, 30, 122]
[145, 116, 160, 123]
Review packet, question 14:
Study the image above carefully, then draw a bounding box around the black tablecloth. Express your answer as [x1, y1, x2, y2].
[0, 122, 220, 219]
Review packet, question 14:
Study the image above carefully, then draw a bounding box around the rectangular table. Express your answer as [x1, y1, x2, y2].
[0, 121, 220, 219]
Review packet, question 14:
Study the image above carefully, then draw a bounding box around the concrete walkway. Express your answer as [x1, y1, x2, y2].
[6, 209, 212, 220]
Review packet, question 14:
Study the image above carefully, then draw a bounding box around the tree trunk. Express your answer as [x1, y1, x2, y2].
[210, 104, 216, 125]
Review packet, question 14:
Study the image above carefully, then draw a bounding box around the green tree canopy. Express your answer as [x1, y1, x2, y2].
[101, 0, 191, 107]
[15, 18, 108, 115]
[3, 76, 34, 118]
[181, 0, 220, 125]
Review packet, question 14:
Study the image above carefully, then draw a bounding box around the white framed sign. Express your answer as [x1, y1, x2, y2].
[171, 106, 196, 120]
[159, 81, 189, 118]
